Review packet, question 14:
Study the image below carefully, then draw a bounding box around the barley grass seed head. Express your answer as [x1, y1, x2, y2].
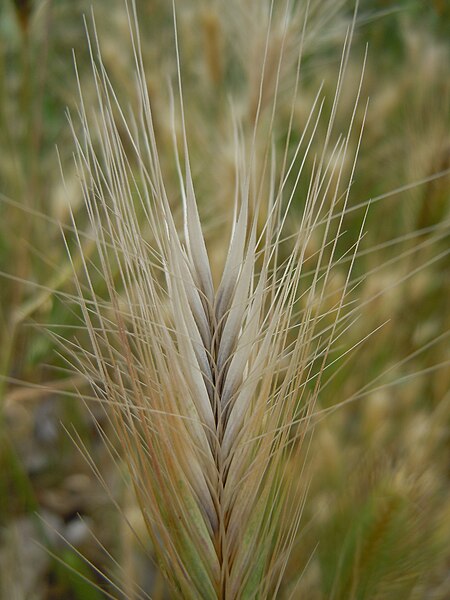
[64, 1, 378, 598]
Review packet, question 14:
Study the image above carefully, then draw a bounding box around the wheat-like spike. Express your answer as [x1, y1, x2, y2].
[65, 1, 369, 598]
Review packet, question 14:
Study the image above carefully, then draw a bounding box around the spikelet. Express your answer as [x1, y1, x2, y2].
[65, 1, 366, 597]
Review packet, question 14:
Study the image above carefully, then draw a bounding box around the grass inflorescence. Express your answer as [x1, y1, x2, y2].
[0, 0, 449, 598]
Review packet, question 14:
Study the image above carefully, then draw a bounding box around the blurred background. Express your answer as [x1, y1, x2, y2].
[0, 0, 449, 598]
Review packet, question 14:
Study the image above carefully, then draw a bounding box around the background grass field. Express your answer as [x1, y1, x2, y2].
[0, 1, 449, 598]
